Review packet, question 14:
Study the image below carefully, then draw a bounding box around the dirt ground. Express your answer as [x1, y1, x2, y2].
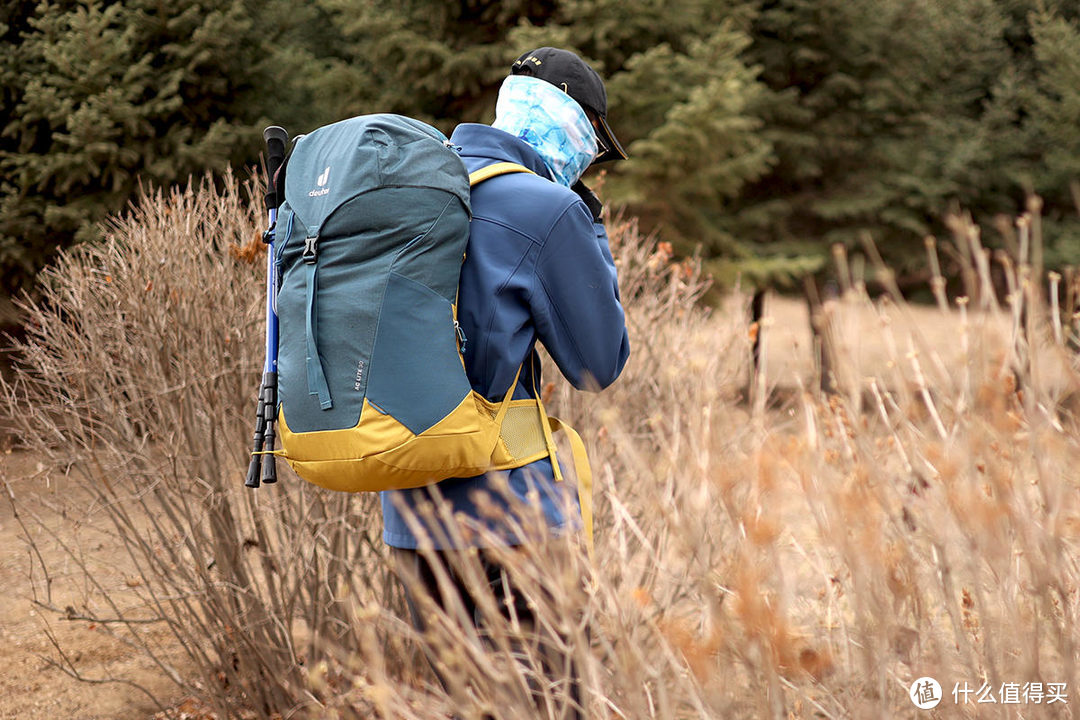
[761, 290, 1073, 394]
[0, 452, 191, 720]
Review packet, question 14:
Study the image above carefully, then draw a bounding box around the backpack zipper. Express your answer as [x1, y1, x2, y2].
[454, 320, 467, 354]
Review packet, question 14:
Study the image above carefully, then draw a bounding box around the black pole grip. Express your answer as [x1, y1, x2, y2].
[244, 371, 278, 489]
[245, 451, 262, 488]
[260, 420, 277, 485]
[245, 395, 267, 488]
[263, 125, 288, 210]
[260, 375, 278, 484]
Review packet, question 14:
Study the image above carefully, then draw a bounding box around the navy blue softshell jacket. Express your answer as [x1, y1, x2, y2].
[380, 124, 631, 549]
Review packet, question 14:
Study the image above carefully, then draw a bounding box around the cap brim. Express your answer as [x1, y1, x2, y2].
[593, 115, 627, 164]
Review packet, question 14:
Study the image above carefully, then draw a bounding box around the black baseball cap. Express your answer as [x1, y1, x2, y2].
[510, 47, 628, 164]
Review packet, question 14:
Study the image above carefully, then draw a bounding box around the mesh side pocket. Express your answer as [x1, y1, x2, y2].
[498, 404, 547, 462]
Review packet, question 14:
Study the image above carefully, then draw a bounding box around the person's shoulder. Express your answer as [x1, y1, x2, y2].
[502, 171, 578, 206]
[475, 168, 579, 214]
[475, 172, 586, 242]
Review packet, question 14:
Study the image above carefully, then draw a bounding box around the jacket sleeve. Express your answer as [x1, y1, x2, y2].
[531, 199, 630, 391]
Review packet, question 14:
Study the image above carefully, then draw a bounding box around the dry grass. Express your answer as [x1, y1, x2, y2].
[4, 176, 1080, 718]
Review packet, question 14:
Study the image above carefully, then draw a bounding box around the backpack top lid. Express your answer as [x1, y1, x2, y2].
[284, 113, 471, 238]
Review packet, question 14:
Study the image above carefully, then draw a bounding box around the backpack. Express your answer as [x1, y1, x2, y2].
[270, 114, 592, 541]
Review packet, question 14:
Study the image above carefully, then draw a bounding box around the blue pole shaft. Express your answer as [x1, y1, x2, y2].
[258, 206, 281, 485]
[264, 206, 279, 373]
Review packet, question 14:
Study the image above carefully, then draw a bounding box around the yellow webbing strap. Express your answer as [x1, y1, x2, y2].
[548, 416, 594, 561]
[468, 162, 535, 187]
[525, 356, 594, 561]
[534, 389, 564, 483]
[492, 365, 524, 427]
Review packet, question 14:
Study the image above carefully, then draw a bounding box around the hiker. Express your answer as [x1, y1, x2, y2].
[382, 47, 631, 714]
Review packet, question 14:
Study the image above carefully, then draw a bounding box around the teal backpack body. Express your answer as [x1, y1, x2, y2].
[274, 114, 493, 491]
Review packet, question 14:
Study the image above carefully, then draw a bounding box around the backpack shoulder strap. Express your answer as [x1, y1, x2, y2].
[468, 162, 535, 187]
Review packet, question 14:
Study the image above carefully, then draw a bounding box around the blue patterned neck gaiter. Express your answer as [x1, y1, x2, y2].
[492, 75, 598, 187]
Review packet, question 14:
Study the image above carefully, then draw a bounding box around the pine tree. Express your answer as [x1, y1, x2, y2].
[1024, 9, 1080, 269]
[0, 0, 295, 294]
[602, 31, 774, 271]
[308, 0, 562, 132]
[718, 0, 1022, 287]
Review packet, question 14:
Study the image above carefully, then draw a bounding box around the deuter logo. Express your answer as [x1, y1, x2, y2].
[309, 166, 331, 197]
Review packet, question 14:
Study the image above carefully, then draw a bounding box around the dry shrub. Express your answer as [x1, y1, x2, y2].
[3, 175, 397, 718]
[6, 174, 1080, 719]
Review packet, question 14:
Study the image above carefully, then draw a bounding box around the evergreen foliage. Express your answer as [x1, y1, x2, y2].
[1024, 9, 1080, 268]
[6, 0, 1080, 295]
[728, 0, 1021, 285]
[1, 0, 282, 294]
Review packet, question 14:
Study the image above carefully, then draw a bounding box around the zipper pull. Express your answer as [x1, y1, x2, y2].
[454, 321, 467, 354]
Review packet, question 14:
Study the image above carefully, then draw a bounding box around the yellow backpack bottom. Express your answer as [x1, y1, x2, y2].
[276, 388, 594, 554]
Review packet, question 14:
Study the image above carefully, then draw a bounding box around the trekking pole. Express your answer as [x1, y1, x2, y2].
[245, 125, 289, 488]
